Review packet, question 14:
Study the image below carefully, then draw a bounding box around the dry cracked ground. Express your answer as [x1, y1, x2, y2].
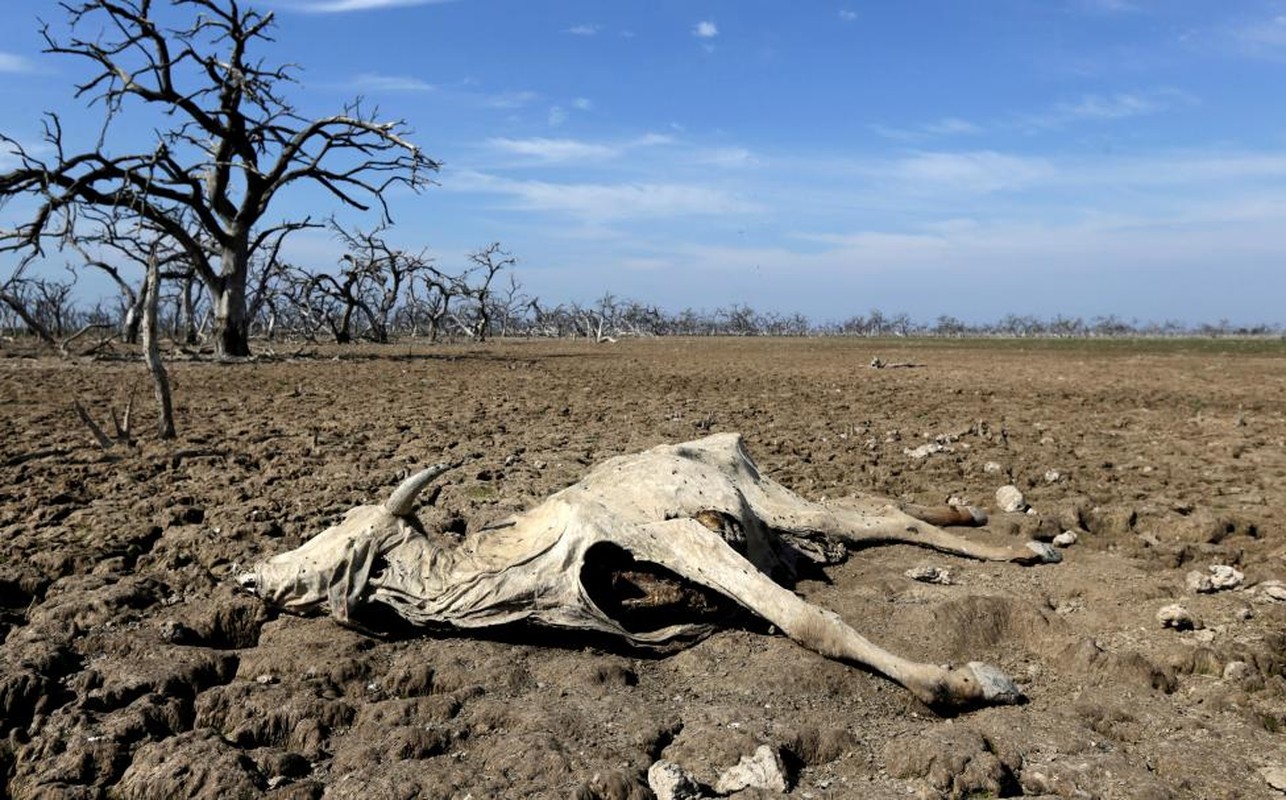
[1, 337, 1283, 799]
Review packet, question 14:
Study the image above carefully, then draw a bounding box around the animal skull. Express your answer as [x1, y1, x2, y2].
[240, 433, 1059, 709]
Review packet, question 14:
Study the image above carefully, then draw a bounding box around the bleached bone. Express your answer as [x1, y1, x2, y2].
[240, 433, 1059, 710]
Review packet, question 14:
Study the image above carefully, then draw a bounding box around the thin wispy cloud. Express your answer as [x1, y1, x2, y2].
[565, 24, 600, 36]
[0, 53, 35, 73]
[1017, 89, 1195, 129]
[871, 116, 983, 141]
[1071, 0, 1140, 14]
[693, 21, 719, 39]
[485, 133, 676, 164]
[285, 0, 454, 12]
[450, 169, 757, 222]
[488, 138, 618, 162]
[483, 90, 539, 109]
[331, 72, 435, 92]
[891, 151, 1055, 194]
[697, 147, 758, 168]
[1232, 14, 1286, 58]
[571, 98, 593, 111]
[547, 106, 568, 126]
[838, 9, 857, 22]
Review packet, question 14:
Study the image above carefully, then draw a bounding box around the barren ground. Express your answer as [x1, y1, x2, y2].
[1, 337, 1284, 799]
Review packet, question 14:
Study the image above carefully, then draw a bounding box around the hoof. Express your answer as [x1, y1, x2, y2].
[964, 661, 1025, 705]
[234, 571, 258, 592]
[1024, 541, 1062, 564]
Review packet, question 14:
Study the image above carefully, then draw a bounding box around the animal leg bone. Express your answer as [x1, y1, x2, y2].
[750, 484, 1060, 564]
[618, 518, 1024, 709]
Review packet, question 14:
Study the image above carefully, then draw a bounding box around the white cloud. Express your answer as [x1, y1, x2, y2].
[565, 24, 600, 36]
[1022, 89, 1195, 128]
[1072, 0, 1140, 13]
[484, 90, 539, 109]
[892, 151, 1055, 194]
[285, 0, 454, 12]
[698, 147, 758, 168]
[0, 52, 35, 73]
[693, 21, 719, 39]
[923, 117, 983, 136]
[451, 171, 758, 221]
[488, 137, 617, 162]
[838, 9, 857, 22]
[872, 116, 983, 141]
[484, 133, 677, 164]
[1233, 14, 1286, 57]
[331, 72, 435, 92]
[571, 97, 594, 111]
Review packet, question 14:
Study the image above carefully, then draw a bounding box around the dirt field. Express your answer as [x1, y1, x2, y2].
[1, 337, 1284, 799]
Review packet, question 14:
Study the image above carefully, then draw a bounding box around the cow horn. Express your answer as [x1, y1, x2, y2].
[385, 462, 455, 516]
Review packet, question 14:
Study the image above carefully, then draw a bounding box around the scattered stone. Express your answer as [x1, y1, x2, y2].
[1186, 565, 1245, 594]
[1157, 604, 1199, 631]
[996, 485, 1027, 513]
[255, 674, 278, 685]
[905, 442, 950, 460]
[1258, 581, 1286, 602]
[983, 462, 1003, 474]
[1052, 531, 1078, 548]
[1223, 661, 1253, 682]
[157, 620, 198, 645]
[1044, 469, 1062, 483]
[1262, 766, 1286, 793]
[714, 745, 788, 795]
[647, 760, 704, 800]
[905, 565, 953, 585]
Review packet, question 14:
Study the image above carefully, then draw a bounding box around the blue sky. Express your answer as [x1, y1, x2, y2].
[3, 0, 1286, 325]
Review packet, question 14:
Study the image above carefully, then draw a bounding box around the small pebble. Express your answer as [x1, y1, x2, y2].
[1053, 531, 1078, 548]
[1157, 604, 1199, 631]
[996, 485, 1026, 513]
[905, 565, 953, 585]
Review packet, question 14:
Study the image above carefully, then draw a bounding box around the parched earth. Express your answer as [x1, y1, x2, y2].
[1, 337, 1283, 799]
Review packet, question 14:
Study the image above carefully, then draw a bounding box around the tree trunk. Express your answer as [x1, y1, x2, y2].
[143, 259, 177, 439]
[212, 246, 251, 357]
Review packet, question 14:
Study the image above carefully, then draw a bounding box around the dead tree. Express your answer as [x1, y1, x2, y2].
[0, 263, 61, 346]
[142, 254, 176, 439]
[451, 243, 515, 342]
[0, 0, 438, 357]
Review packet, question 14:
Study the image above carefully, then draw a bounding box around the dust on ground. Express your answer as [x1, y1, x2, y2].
[1, 337, 1283, 799]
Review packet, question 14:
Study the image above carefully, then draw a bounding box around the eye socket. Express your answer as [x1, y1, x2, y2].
[694, 510, 746, 552]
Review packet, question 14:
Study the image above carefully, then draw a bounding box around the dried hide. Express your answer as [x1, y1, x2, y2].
[240, 433, 1060, 709]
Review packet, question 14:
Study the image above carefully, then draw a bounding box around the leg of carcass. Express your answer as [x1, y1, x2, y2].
[751, 484, 1059, 564]
[622, 519, 1024, 710]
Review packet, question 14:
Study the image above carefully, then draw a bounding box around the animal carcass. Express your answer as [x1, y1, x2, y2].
[239, 433, 1059, 709]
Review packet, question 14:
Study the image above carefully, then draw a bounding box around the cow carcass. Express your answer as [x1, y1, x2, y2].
[239, 433, 1059, 709]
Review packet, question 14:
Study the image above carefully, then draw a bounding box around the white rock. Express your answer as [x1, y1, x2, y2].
[1157, 604, 1198, 630]
[1209, 565, 1244, 590]
[905, 565, 953, 585]
[1262, 766, 1286, 792]
[1260, 581, 1286, 602]
[983, 461, 1003, 474]
[714, 745, 788, 795]
[1044, 469, 1062, 483]
[1053, 531, 1078, 548]
[1187, 565, 1245, 593]
[1223, 661, 1253, 682]
[647, 760, 705, 800]
[995, 485, 1026, 513]
[904, 442, 949, 459]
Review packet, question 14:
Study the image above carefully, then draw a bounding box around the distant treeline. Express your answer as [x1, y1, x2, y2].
[1, 271, 1279, 349]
